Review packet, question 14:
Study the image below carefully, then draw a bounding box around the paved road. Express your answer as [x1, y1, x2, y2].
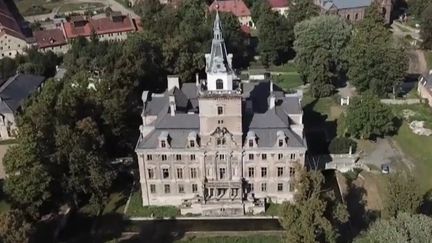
[24, 0, 139, 23]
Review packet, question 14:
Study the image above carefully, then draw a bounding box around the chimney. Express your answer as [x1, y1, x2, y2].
[167, 75, 180, 91]
[269, 94, 275, 110]
[270, 81, 274, 92]
[195, 73, 199, 86]
[169, 95, 176, 116]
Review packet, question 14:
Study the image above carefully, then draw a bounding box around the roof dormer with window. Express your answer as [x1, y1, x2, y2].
[246, 131, 257, 148]
[276, 130, 287, 148]
[158, 131, 170, 149]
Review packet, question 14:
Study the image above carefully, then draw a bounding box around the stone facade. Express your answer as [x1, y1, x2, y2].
[135, 12, 307, 216]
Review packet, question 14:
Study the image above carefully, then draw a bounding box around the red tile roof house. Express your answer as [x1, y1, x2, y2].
[209, 0, 255, 30]
[63, 12, 139, 42]
[33, 28, 69, 54]
[267, 0, 290, 16]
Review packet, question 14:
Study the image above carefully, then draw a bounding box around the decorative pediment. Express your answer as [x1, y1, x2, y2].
[208, 127, 237, 147]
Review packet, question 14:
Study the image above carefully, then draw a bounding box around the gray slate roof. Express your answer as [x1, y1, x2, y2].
[321, 0, 372, 10]
[137, 80, 304, 149]
[0, 74, 45, 113]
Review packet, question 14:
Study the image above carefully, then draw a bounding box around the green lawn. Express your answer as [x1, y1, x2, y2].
[58, 2, 105, 13]
[273, 73, 302, 91]
[125, 191, 179, 218]
[426, 51, 432, 70]
[176, 235, 283, 243]
[393, 122, 432, 191]
[14, 0, 65, 16]
[269, 63, 297, 73]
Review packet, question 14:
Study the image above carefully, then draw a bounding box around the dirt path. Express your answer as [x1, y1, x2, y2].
[407, 49, 428, 75]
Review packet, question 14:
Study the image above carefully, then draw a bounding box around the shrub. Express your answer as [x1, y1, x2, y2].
[328, 137, 357, 154]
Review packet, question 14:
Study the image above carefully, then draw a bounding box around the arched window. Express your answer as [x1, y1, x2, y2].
[346, 14, 350, 20]
[355, 13, 359, 20]
[216, 79, 224, 90]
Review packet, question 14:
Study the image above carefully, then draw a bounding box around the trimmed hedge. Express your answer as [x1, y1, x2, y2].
[328, 137, 357, 154]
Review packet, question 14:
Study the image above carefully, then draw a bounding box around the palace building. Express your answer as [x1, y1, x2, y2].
[135, 11, 307, 216]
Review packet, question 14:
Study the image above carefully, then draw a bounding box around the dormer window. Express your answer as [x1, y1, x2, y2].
[276, 130, 286, 147]
[188, 131, 198, 148]
[190, 140, 195, 148]
[246, 131, 257, 148]
[216, 79, 224, 90]
[278, 139, 284, 147]
[159, 131, 169, 148]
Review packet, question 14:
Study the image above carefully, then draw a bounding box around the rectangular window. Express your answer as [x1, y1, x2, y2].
[190, 168, 197, 179]
[217, 106, 223, 115]
[219, 154, 225, 160]
[249, 183, 254, 192]
[176, 154, 182, 160]
[262, 154, 267, 160]
[190, 140, 195, 147]
[277, 183, 283, 192]
[150, 184, 156, 193]
[249, 154, 254, 160]
[147, 154, 152, 160]
[261, 167, 267, 178]
[291, 154, 296, 160]
[178, 184, 184, 193]
[289, 182, 295, 192]
[164, 184, 170, 194]
[192, 184, 198, 193]
[161, 154, 167, 161]
[278, 153, 283, 160]
[161, 140, 166, 148]
[248, 167, 255, 178]
[219, 168, 226, 179]
[190, 154, 196, 161]
[261, 183, 267, 192]
[277, 167, 284, 177]
[249, 139, 254, 147]
[163, 168, 170, 179]
[148, 168, 154, 179]
[177, 168, 183, 179]
[289, 167, 295, 177]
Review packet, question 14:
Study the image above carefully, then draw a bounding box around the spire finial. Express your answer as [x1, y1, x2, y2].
[213, 1, 223, 40]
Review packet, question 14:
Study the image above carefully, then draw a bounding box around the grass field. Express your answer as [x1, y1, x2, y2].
[393, 122, 432, 191]
[14, 0, 64, 16]
[273, 73, 302, 91]
[58, 2, 105, 13]
[126, 191, 179, 218]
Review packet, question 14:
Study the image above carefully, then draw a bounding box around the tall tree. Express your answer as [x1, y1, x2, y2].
[343, 95, 397, 139]
[257, 3, 294, 66]
[347, 4, 407, 96]
[383, 173, 422, 218]
[355, 213, 432, 243]
[294, 15, 352, 97]
[420, 2, 432, 50]
[280, 169, 348, 243]
[0, 210, 33, 243]
[287, 0, 319, 24]
[2, 125, 52, 217]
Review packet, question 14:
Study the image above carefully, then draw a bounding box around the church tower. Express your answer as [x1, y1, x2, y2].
[204, 11, 234, 91]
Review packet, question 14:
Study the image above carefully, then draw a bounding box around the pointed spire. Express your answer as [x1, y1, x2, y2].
[213, 3, 223, 41]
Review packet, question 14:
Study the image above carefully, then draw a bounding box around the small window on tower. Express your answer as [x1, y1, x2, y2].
[216, 79, 224, 90]
[217, 106, 223, 115]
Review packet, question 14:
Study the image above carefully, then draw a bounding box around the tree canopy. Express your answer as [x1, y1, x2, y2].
[0, 210, 33, 243]
[355, 213, 432, 243]
[383, 173, 422, 219]
[294, 15, 352, 97]
[347, 4, 407, 96]
[343, 95, 397, 139]
[280, 169, 348, 243]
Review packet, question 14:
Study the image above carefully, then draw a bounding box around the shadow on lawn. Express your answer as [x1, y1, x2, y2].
[344, 179, 380, 241]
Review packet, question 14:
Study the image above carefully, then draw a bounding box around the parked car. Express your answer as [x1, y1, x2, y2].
[381, 164, 390, 174]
